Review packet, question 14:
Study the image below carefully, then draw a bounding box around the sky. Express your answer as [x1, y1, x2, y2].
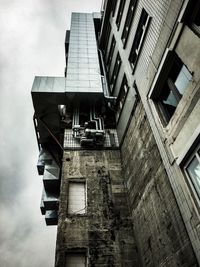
[0, 0, 101, 266]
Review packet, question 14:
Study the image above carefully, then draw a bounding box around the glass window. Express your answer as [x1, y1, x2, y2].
[156, 54, 192, 123]
[175, 65, 192, 95]
[116, 0, 126, 29]
[106, 35, 116, 71]
[186, 0, 200, 36]
[121, 0, 137, 47]
[186, 150, 200, 199]
[116, 75, 129, 121]
[129, 9, 150, 72]
[112, 0, 118, 17]
[110, 53, 122, 93]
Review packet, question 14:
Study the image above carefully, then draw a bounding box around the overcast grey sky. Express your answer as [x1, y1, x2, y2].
[0, 0, 101, 266]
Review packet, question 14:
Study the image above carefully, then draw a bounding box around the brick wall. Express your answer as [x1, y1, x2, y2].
[121, 101, 198, 267]
[55, 150, 140, 267]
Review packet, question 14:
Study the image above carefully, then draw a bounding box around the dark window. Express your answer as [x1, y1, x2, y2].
[116, 75, 129, 121]
[185, 146, 200, 200]
[116, 0, 126, 29]
[65, 253, 86, 267]
[155, 54, 192, 124]
[129, 9, 151, 73]
[106, 35, 116, 71]
[104, 23, 111, 52]
[110, 53, 122, 93]
[112, 0, 118, 17]
[121, 0, 137, 47]
[185, 0, 200, 36]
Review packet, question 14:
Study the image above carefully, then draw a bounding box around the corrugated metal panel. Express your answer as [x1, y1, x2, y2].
[65, 254, 86, 267]
[68, 182, 86, 214]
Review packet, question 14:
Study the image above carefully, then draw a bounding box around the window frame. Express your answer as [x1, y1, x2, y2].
[67, 180, 87, 216]
[111, 0, 118, 17]
[128, 8, 151, 74]
[183, 144, 200, 208]
[121, 0, 137, 48]
[106, 35, 116, 72]
[149, 51, 193, 126]
[104, 22, 111, 52]
[183, 0, 200, 36]
[110, 52, 122, 93]
[116, 74, 129, 122]
[116, 0, 126, 30]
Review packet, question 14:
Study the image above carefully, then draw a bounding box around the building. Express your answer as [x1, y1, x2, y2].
[31, 0, 200, 266]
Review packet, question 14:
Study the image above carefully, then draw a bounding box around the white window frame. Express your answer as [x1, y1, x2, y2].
[68, 180, 87, 215]
[176, 125, 200, 208]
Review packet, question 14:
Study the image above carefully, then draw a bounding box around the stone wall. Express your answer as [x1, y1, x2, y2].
[55, 150, 140, 267]
[121, 101, 198, 267]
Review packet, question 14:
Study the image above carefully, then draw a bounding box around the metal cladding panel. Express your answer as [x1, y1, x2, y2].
[66, 13, 103, 93]
[45, 210, 58, 225]
[32, 76, 65, 93]
[42, 188, 59, 210]
[43, 164, 60, 192]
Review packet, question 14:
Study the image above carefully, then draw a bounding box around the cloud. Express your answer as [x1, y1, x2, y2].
[0, 0, 101, 266]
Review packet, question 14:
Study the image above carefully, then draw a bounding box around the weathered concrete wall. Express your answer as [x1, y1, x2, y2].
[121, 101, 198, 267]
[55, 150, 140, 267]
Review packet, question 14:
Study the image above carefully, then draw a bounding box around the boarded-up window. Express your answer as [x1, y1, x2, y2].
[68, 182, 86, 214]
[65, 253, 86, 267]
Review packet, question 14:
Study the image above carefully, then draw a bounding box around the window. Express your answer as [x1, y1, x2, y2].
[155, 54, 192, 124]
[68, 182, 86, 215]
[104, 23, 111, 52]
[111, 0, 118, 17]
[185, 146, 200, 200]
[185, 0, 200, 36]
[65, 253, 86, 267]
[121, 0, 137, 47]
[129, 9, 151, 73]
[116, 75, 129, 121]
[110, 53, 122, 93]
[116, 0, 126, 30]
[106, 35, 116, 71]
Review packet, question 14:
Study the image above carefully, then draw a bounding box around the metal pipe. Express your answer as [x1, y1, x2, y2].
[90, 108, 98, 130]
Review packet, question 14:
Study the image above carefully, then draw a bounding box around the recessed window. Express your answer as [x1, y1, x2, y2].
[121, 0, 137, 47]
[111, 0, 118, 17]
[116, 75, 129, 121]
[116, 0, 126, 30]
[155, 54, 192, 124]
[104, 23, 111, 51]
[129, 9, 151, 73]
[106, 35, 116, 71]
[110, 53, 122, 93]
[185, 147, 200, 200]
[65, 253, 87, 267]
[68, 182, 86, 215]
[185, 0, 200, 36]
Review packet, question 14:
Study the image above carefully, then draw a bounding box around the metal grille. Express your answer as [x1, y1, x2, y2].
[64, 129, 119, 149]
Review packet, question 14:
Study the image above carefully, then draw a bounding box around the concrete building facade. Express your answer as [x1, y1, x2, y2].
[31, 0, 200, 266]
